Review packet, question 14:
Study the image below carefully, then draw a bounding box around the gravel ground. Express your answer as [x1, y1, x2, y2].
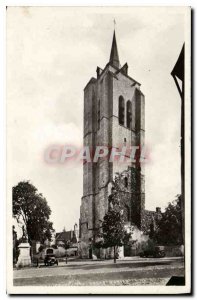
[13, 257, 184, 286]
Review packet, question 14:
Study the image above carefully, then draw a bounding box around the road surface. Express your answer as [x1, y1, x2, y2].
[13, 257, 184, 286]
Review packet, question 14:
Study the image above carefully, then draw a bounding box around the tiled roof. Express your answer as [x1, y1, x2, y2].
[55, 230, 78, 244]
[56, 231, 72, 242]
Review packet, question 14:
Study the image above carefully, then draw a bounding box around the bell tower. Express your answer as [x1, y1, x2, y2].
[80, 30, 145, 258]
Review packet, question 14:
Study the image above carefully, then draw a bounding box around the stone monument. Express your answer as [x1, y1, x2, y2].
[16, 225, 31, 268]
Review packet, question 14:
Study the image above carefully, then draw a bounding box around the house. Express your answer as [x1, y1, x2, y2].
[55, 223, 79, 249]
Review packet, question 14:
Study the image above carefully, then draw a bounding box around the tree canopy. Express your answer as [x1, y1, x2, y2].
[13, 181, 54, 244]
[154, 195, 183, 245]
[102, 178, 132, 262]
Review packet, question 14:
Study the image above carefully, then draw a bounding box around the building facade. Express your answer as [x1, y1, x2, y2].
[56, 223, 79, 247]
[80, 31, 148, 258]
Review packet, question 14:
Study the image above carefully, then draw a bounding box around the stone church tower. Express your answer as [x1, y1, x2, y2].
[79, 30, 145, 258]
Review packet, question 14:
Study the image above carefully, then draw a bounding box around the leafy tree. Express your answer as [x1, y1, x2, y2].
[102, 178, 132, 263]
[13, 181, 54, 244]
[51, 244, 58, 249]
[155, 195, 183, 245]
[65, 240, 70, 264]
[93, 235, 104, 250]
[148, 216, 157, 240]
[38, 244, 46, 253]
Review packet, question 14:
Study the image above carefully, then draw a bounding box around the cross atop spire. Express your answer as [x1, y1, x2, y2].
[109, 30, 120, 69]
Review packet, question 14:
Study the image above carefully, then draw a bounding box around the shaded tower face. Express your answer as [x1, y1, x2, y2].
[80, 31, 145, 258]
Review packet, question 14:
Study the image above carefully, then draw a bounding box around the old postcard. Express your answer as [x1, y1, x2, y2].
[7, 6, 191, 294]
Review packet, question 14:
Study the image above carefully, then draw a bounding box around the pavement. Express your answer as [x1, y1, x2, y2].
[13, 257, 184, 286]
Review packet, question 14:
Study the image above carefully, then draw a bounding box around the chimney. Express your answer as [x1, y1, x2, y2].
[96, 67, 103, 78]
[156, 207, 161, 213]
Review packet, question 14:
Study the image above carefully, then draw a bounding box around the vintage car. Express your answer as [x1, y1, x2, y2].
[44, 248, 58, 266]
[139, 246, 166, 258]
[34, 247, 58, 267]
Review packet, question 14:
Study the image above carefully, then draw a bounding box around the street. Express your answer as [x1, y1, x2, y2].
[13, 257, 184, 286]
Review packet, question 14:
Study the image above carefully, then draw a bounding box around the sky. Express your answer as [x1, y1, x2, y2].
[7, 6, 189, 234]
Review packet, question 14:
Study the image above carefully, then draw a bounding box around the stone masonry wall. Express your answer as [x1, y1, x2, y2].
[80, 62, 145, 257]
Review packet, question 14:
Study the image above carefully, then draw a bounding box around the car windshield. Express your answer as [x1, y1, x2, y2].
[46, 249, 54, 254]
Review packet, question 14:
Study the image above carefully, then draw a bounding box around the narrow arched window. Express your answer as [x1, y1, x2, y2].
[124, 177, 128, 188]
[123, 205, 130, 222]
[126, 100, 132, 129]
[119, 96, 125, 126]
[97, 99, 100, 130]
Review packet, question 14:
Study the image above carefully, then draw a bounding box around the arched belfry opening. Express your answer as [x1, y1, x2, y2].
[126, 100, 132, 129]
[119, 96, 125, 126]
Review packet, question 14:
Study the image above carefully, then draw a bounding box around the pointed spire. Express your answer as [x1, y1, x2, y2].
[109, 30, 120, 69]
